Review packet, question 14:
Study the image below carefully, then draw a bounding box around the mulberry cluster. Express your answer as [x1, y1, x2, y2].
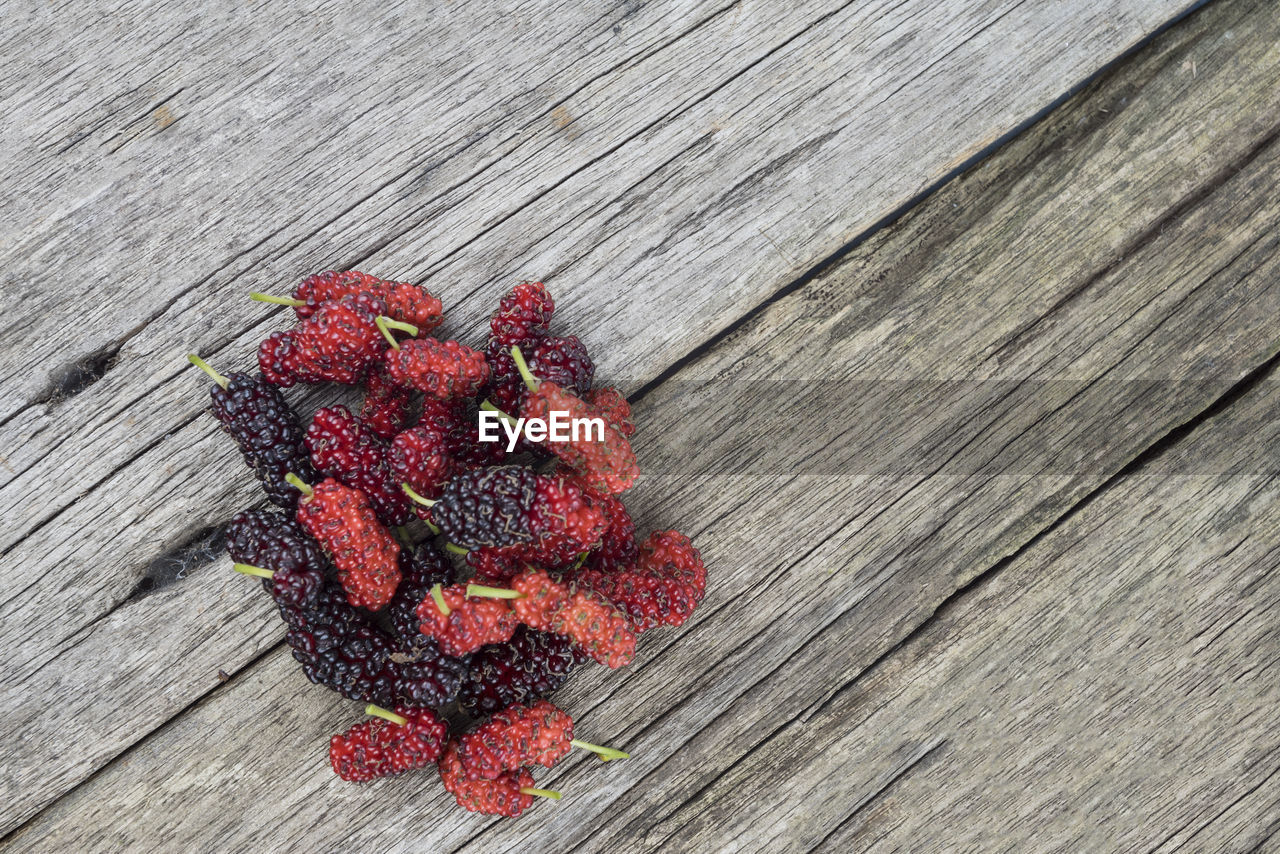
[423, 466, 607, 566]
[305, 405, 410, 526]
[190, 275, 706, 820]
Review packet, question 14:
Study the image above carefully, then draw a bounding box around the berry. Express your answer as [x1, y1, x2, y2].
[188, 358, 315, 509]
[293, 270, 444, 332]
[483, 346, 530, 417]
[258, 292, 388, 387]
[512, 347, 638, 495]
[528, 335, 594, 396]
[306, 405, 410, 526]
[294, 476, 402, 611]
[224, 508, 326, 608]
[438, 741, 540, 817]
[389, 424, 456, 501]
[508, 569, 571, 631]
[489, 281, 553, 348]
[507, 568, 636, 668]
[584, 489, 638, 574]
[553, 588, 636, 668]
[419, 397, 506, 469]
[422, 467, 606, 563]
[457, 627, 583, 717]
[275, 575, 464, 708]
[585, 387, 635, 437]
[386, 543, 457, 653]
[578, 530, 705, 633]
[465, 549, 526, 584]
[417, 583, 520, 657]
[330, 705, 448, 782]
[458, 700, 574, 779]
[385, 338, 489, 400]
[360, 364, 416, 440]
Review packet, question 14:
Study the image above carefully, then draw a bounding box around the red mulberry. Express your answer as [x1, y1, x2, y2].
[389, 424, 456, 502]
[489, 281, 553, 347]
[584, 489, 638, 573]
[577, 530, 706, 633]
[420, 397, 506, 469]
[512, 347, 638, 495]
[293, 270, 444, 332]
[360, 364, 416, 440]
[585, 387, 635, 437]
[259, 292, 388, 387]
[438, 741, 542, 817]
[457, 699, 627, 781]
[507, 568, 636, 668]
[385, 338, 489, 400]
[294, 476, 401, 611]
[306, 405, 411, 527]
[330, 705, 448, 782]
[457, 699, 574, 779]
[417, 583, 519, 657]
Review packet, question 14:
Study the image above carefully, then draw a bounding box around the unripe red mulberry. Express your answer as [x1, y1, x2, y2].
[385, 338, 489, 400]
[330, 705, 448, 782]
[295, 477, 401, 611]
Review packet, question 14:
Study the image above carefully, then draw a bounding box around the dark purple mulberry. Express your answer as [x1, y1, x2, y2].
[457, 627, 584, 718]
[527, 335, 594, 396]
[225, 508, 326, 608]
[277, 576, 466, 708]
[201, 366, 316, 508]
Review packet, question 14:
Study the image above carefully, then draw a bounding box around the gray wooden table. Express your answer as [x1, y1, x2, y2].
[3, 0, 1279, 850]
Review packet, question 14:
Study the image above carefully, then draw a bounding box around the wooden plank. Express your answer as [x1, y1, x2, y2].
[661, 375, 1280, 853]
[0, 0, 1205, 832]
[5, 0, 1278, 847]
[0, 0, 1199, 549]
[0, 0, 1193, 417]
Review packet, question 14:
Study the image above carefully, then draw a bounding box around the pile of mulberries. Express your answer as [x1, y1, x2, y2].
[187, 273, 707, 817]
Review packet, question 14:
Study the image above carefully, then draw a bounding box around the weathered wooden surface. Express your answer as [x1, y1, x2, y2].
[5, 0, 1279, 849]
[0, 0, 1205, 836]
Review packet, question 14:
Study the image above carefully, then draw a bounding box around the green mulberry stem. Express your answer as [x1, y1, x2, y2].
[510, 344, 540, 392]
[465, 583, 524, 600]
[285, 472, 314, 497]
[429, 582, 451, 616]
[186, 354, 228, 390]
[232, 563, 273, 579]
[365, 704, 409, 726]
[443, 542, 468, 556]
[401, 482, 435, 507]
[376, 315, 419, 350]
[570, 739, 630, 762]
[249, 292, 305, 307]
[520, 787, 562, 800]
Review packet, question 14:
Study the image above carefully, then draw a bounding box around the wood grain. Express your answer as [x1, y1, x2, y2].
[0, 0, 1205, 835]
[4, 0, 1277, 848]
[676, 375, 1280, 852]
